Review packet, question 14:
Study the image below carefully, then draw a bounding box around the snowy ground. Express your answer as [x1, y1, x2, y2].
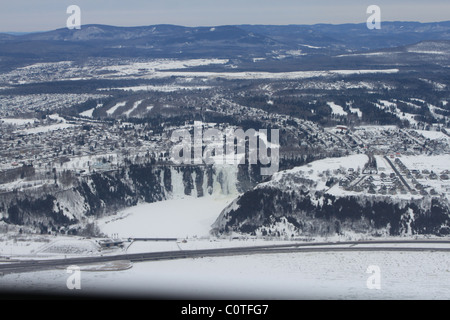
[2, 250, 450, 299]
[327, 102, 347, 116]
[138, 68, 399, 81]
[100, 85, 212, 93]
[106, 101, 127, 116]
[14, 122, 75, 135]
[97, 195, 236, 239]
[0, 118, 38, 126]
[415, 130, 450, 143]
[401, 154, 450, 173]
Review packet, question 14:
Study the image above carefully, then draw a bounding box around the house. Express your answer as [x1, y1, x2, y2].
[429, 173, 438, 180]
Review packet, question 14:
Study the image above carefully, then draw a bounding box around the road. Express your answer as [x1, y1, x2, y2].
[1, 239, 450, 275]
[384, 155, 413, 191]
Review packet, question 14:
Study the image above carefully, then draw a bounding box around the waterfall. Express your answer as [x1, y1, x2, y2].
[170, 167, 185, 198]
[167, 165, 240, 199]
[212, 165, 239, 196]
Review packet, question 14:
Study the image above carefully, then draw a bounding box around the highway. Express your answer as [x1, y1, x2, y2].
[1, 239, 450, 275]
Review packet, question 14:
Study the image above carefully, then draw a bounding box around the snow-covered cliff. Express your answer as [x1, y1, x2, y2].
[0, 163, 257, 234]
[212, 155, 450, 237]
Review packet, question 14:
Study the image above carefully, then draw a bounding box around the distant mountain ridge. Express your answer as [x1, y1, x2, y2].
[1, 21, 450, 49]
[0, 21, 449, 70]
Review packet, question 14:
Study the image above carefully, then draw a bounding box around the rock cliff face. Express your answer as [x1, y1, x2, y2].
[0, 163, 261, 234]
[212, 187, 450, 237]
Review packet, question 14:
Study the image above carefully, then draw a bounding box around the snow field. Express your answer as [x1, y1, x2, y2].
[327, 102, 347, 116]
[106, 101, 126, 116]
[97, 196, 236, 239]
[2, 250, 450, 299]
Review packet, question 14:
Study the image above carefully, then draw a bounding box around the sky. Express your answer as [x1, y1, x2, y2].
[0, 0, 449, 32]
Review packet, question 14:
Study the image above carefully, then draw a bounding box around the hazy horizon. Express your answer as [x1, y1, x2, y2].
[1, 0, 449, 33]
[2, 19, 450, 35]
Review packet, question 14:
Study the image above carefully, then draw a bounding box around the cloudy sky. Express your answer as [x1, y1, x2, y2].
[1, 0, 449, 32]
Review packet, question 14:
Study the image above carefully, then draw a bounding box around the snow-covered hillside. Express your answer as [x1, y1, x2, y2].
[212, 154, 450, 238]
